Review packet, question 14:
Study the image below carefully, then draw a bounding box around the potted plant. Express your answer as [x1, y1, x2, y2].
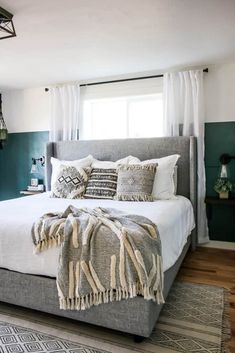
[214, 178, 233, 199]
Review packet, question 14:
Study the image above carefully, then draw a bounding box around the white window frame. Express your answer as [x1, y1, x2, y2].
[79, 77, 163, 140]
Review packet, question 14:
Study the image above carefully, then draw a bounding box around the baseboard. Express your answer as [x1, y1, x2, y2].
[200, 240, 235, 250]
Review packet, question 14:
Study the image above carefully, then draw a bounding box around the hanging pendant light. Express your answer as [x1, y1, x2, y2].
[0, 7, 16, 40]
[0, 94, 8, 149]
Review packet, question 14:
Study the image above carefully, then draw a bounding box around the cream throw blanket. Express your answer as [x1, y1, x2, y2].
[32, 206, 164, 310]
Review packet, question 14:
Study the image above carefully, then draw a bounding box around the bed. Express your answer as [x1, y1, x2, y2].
[0, 136, 197, 338]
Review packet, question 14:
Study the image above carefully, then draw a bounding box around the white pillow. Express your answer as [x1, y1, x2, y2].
[173, 165, 178, 195]
[135, 154, 180, 200]
[51, 155, 94, 188]
[91, 155, 140, 169]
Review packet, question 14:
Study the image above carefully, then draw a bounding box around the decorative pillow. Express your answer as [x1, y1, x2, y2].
[134, 155, 180, 200]
[50, 155, 93, 189]
[84, 168, 118, 199]
[91, 155, 140, 169]
[115, 164, 157, 202]
[51, 165, 91, 199]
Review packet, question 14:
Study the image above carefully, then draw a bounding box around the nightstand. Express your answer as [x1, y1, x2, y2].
[205, 196, 235, 220]
[20, 190, 44, 196]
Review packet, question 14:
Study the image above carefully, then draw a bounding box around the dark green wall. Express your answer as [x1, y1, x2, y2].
[0, 131, 49, 201]
[205, 122, 235, 242]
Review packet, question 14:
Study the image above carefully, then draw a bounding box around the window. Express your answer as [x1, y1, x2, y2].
[79, 78, 163, 140]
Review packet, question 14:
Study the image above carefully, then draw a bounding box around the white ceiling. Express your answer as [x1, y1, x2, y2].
[0, 0, 235, 90]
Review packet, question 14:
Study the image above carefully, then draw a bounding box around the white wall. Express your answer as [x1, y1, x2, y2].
[2, 87, 50, 133]
[205, 62, 235, 122]
[2, 61, 235, 133]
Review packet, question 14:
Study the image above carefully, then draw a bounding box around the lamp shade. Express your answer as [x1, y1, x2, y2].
[30, 158, 39, 174]
[220, 164, 228, 178]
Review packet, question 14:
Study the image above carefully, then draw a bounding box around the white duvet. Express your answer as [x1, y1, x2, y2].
[0, 193, 195, 276]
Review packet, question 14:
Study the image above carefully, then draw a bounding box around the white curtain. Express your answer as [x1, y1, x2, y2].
[49, 84, 80, 141]
[163, 69, 209, 244]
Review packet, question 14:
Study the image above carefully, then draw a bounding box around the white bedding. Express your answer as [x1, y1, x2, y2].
[0, 193, 195, 276]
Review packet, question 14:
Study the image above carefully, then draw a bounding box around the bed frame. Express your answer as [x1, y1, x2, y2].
[0, 136, 197, 338]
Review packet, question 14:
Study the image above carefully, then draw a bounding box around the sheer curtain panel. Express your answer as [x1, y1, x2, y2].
[163, 70, 209, 244]
[49, 84, 80, 142]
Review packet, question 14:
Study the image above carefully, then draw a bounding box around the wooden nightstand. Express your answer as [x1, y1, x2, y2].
[205, 196, 235, 220]
[20, 190, 44, 196]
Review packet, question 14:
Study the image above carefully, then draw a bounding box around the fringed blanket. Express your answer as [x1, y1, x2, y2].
[32, 206, 164, 311]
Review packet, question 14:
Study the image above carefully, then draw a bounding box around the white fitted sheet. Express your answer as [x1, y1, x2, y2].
[0, 193, 195, 276]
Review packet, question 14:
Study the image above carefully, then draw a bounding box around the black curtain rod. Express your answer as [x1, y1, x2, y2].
[45, 68, 208, 92]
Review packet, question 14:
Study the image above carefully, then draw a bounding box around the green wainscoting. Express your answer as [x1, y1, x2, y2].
[205, 122, 235, 242]
[0, 131, 49, 201]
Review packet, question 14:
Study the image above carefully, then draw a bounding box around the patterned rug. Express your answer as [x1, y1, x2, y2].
[0, 282, 230, 353]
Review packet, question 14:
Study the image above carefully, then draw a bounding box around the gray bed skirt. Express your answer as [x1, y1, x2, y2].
[0, 238, 190, 337]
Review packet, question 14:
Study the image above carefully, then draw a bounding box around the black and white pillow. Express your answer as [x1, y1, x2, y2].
[51, 165, 91, 199]
[84, 168, 118, 199]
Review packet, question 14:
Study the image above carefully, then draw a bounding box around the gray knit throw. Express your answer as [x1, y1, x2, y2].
[32, 206, 164, 311]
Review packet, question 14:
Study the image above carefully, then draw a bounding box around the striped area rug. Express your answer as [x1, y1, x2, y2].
[0, 282, 230, 353]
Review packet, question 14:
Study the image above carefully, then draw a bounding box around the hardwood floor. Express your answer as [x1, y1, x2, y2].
[177, 246, 235, 353]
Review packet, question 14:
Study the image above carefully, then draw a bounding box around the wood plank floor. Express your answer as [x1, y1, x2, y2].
[177, 246, 235, 353]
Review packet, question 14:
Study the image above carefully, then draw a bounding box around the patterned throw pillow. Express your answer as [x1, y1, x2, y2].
[51, 165, 91, 199]
[115, 164, 157, 201]
[84, 168, 118, 199]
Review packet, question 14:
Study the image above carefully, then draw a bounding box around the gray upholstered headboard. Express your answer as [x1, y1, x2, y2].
[45, 137, 196, 198]
[45, 137, 197, 246]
